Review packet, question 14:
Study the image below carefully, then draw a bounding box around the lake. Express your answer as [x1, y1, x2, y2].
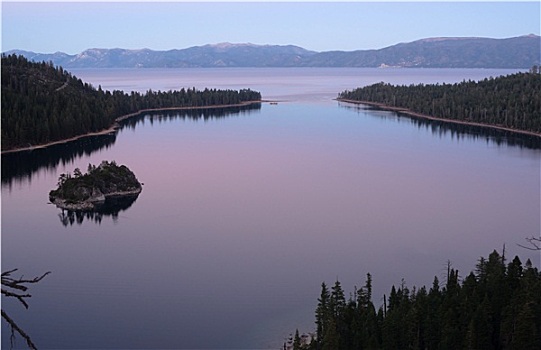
[2, 68, 540, 349]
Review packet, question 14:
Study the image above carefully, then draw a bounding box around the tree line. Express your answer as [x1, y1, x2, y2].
[290, 250, 541, 350]
[338, 70, 541, 135]
[1, 54, 261, 151]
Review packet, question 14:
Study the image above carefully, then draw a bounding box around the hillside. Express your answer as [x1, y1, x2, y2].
[0, 54, 261, 151]
[8, 43, 317, 68]
[1, 55, 116, 150]
[6, 35, 540, 68]
[306, 35, 540, 68]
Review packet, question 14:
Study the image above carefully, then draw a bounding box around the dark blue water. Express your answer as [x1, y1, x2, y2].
[2, 68, 539, 349]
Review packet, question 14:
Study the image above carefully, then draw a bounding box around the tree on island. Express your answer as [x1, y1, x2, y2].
[49, 161, 142, 211]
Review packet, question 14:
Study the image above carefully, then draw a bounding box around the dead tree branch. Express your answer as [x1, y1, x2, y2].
[518, 236, 541, 251]
[1, 269, 50, 350]
[1, 309, 38, 350]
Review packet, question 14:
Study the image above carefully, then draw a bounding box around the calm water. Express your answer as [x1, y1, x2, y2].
[2, 68, 540, 349]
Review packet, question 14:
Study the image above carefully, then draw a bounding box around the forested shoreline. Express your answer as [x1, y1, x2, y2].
[338, 70, 541, 136]
[1, 54, 261, 152]
[289, 250, 541, 350]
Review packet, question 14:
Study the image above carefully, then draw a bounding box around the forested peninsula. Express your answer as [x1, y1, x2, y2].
[289, 250, 541, 350]
[338, 70, 541, 137]
[1, 54, 261, 152]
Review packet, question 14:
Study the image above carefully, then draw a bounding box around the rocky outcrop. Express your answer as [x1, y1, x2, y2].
[49, 161, 142, 211]
[51, 187, 105, 211]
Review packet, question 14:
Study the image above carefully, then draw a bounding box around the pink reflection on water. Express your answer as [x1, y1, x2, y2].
[2, 69, 539, 349]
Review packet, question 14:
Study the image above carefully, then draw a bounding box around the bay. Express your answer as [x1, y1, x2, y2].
[2, 68, 539, 349]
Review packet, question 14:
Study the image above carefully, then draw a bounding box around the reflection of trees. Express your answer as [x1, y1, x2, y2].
[340, 104, 541, 150]
[1, 104, 262, 188]
[58, 194, 140, 226]
[1, 133, 117, 188]
[406, 115, 541, 150]
[120, 103, 262, 131]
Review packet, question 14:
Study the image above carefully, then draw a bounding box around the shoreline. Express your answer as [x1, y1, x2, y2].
[1, 101, 262, 155]
[51, 187, 143, 211]
[336, 98, 541, 138]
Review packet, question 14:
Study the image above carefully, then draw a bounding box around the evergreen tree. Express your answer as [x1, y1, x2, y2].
[302, 250, 541, 350]
[321, 317, 339, 350]
[338, 72, 541, 134]
[1, 54, 261, 151]
[315, 282, 330, 348]
[293, 329, 302, 350]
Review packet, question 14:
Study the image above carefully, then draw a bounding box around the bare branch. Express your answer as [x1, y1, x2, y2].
[2, 269, 20, 277]
[1, 269, 50, 350]
[2, 270, 50, 289]
[1, 310, 38, 350]
[1, 288, 31, 309]
[518, 236, 541, 251]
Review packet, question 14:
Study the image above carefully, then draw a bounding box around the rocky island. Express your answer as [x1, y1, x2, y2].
[49, 161, 142, 211]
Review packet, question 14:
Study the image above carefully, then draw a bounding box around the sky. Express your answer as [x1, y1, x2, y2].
[1, 1, 540, 54]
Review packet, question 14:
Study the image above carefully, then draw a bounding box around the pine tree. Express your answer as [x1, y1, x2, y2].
[293, 329, 302, 350]
[321, 317, 339, 350]
[513, 301, 540, 349]
[315, 282, 330, 348]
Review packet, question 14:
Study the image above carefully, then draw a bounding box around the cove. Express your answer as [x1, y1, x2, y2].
[2, 68, 539, 349]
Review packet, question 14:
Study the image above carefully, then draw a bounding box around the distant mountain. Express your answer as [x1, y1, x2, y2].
[305, 35, 540, 68]
[5, 44, 317, 68]
[5, 35, 540, 68]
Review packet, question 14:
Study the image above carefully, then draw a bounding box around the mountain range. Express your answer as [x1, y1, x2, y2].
[5, 35, 540, 69]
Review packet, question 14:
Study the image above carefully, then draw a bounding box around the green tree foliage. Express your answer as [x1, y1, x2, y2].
[315, 282, 330, 349]
[303, 250, 541, 349]
[49, 161, 141, 203]
[1, 54, 261, 151]
[338, 70, 541, 134]
[293, 329, 302, 350]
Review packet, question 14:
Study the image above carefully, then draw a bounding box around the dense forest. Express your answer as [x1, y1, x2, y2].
[289, 250, 541, 350]
[1, 54, 261, 151]
[338, 69, 541, 135]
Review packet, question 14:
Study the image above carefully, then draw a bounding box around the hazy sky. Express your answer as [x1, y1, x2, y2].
[2, 1, 540, 54]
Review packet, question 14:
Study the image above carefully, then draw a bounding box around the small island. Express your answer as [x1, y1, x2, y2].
[49, 161, 142, 211]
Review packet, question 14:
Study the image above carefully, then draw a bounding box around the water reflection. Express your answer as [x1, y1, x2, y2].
[57, 194, 140, 226]
[1, 104, 262, 187]
[119, 103, 262, 131]
[3, 97, 539, 349]
[2, 133, 117, 188]
[340, 103, 541, 150]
